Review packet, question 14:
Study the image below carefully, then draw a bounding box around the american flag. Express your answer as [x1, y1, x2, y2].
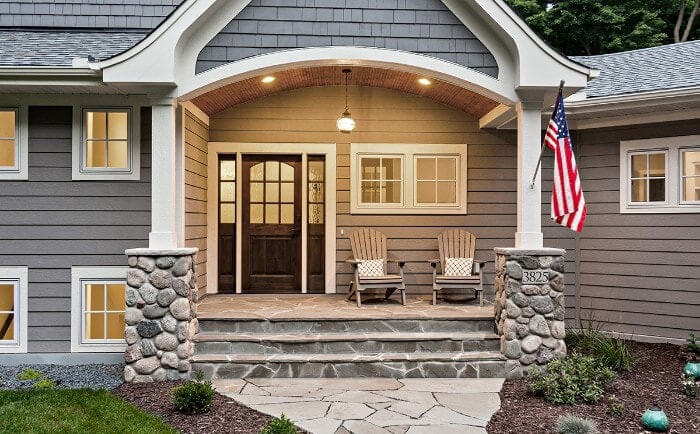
[545, 90, 587, 232]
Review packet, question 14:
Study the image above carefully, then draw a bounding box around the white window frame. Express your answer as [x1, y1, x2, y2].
[679, 147, 700, 205]
[72, 106, 140, 181]
[620, 135, 700, 213]
[0, 267, 28, 353]
[71, 267, 128, 353]
[626, 149, 669, 206]
[0, 106, 29, 180]
[413, 154, 461, 208]
[350, 143, 467, 214]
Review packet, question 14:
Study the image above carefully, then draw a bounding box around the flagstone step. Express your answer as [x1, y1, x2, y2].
[191, 351, 508, 379]
[193, 331, 500, 354]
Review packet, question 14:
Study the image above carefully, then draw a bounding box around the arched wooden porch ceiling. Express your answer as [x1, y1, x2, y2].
[190, 66, 500, 118]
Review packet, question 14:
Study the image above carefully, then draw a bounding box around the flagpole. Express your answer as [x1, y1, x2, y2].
[529, 80, 565, 189]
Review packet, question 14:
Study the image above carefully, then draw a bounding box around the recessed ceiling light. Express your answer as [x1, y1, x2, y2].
[418, 78, 432, 86]
[261, 76, 276, 83]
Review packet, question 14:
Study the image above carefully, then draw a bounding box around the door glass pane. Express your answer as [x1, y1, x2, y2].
[85, 312, 105, 340]
[265, 182, 279, 202]
[280, 204, 294, 224]
[0, 284, 14, 311]
[250, 182, 264, 202]
[437, 181, 457, 203]
[0, 111, 15, 138]
[265, 204, 279, 224]
[86, 112, 107, 140]
[631, 179, 647, 202]
[683, 178, 700, 201]
[281, 183, 294, 203]
[437, 158, 457, 180]
[265, 161, 279, 181]
[361, 181, 379, 203]
[416, 180, 436, 203]
[108, 112, 128, 140]
[382, 158, 401, 180]
[649, 153, 665, 177]
[86, 141, 107, 167]
[250, 163, 264, 181]
[309, 204, 324, 224]
[416, 158, 436, 180]
[648, 178, 665, 202]
[107, 141, 128, 168]
[106, 284, 125, 311]
[221, 182, 235, 202]
[0, 313, 14, 340]
[361, 158, 380, 180]
[86, 284, 105, 311]
[221, 160, 236, 180]
[250, 204, 263, 223]
[308, 183, 323, 203]
[280, 163, 294, 181]
[382, 181, 401, 203]
[106, 313, 125, 339]
[308, 161, 324, 181]
[0, 140, 14, 167]
[221, 204, 235, 223]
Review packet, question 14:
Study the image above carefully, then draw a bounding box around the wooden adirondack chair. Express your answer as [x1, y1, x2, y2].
[429, 229, 485, 306]
[346, 228, 407, 308]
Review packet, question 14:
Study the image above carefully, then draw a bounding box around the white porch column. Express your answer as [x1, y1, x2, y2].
[515, 98, 545, 249]
[149, 99, 179, 249]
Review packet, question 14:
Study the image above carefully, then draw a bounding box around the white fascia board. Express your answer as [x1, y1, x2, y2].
[0, 67, 100, 77]
[565, 86, 700, 112]
[479, 104, 516, 129]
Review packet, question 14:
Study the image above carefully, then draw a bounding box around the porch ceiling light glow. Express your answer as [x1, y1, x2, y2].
[261, 75, 275, 83]
[337, 69, 356, 133]
[418, 78, 432, 86]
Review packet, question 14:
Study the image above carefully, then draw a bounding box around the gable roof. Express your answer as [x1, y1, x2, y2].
[572, 40, 700, 98]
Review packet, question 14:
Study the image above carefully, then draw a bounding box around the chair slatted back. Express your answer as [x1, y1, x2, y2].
[349, 228, 388, 273]
[438, 229, 476, 267]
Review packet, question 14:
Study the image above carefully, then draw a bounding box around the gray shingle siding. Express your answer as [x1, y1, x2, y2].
[0, 106, 151, 352]
[195, 0, 499, 77]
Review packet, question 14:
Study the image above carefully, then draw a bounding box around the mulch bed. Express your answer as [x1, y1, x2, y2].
[112, 381, 271, 434]
[487, 342, 699, 433]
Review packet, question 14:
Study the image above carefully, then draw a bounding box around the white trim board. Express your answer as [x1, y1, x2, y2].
[70, 266, 129, 353]
[206, 142, 337, 295]
[0, 267, 28, 354]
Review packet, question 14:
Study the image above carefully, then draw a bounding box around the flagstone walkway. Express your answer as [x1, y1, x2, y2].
[213, 378, 503, 434]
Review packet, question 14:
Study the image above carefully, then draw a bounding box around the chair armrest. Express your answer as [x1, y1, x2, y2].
[386, 256, 406, 268]
[472, 261, 486, 274]
[345, 259, 361, 267]
[428, 259, 440, 268]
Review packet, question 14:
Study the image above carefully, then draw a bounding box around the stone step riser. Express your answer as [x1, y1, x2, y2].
[191, 360, 507, 379]
[198, 319, 495, 334]
[194, 338, 500, 355]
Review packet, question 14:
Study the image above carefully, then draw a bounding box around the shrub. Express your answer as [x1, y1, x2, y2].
[555, 415, 600, 434]
[687, 333, 700, 355]
[528, 352, 616, 405]
[33, 379, 56, 390]
[17, 368, 43, 381]
[681, 374, 696, 397]
[606, 395, 624, 416]
[566, 324, 634, 371]
[260, 414, 297, 434]
[172, 375, 215, 414]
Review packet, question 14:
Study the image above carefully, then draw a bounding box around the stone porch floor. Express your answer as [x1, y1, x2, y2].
[198, 294, 494, 320]
[213, 377, 503, 434]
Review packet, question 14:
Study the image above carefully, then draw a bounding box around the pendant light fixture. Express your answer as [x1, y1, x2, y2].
[336, 68, 356, 133]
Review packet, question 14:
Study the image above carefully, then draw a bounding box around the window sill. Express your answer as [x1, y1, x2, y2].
[351, 206, 467, 215]
[71, 169, 140, 181]
[71, 343, 127, 353]
[620, 204, 700, 214]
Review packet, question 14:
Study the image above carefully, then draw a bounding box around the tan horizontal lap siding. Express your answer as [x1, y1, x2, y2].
[184, 110, 209, 297]
[575, 121, 700, 341]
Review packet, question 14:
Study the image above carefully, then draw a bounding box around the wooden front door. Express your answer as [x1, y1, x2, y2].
[241, 155, 302, 292]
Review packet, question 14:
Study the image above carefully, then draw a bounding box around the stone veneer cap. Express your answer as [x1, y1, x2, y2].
[494, 247, 566, 256]
[125, 248, 199, 257]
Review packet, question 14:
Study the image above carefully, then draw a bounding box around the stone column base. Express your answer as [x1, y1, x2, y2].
[123, 248, 199, 382]
[494, 247, 567, 378]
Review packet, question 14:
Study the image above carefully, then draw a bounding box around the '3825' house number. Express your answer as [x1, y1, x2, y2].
[522, 269, 549, 284]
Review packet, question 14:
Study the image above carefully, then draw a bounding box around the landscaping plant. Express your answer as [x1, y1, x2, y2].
[17, 368, 43, 381]
[33, 379, 56, 390]
[172, 371, 215, 414]
[555, 414, 600, 434]
[566, 321, 634, 371]
[681, 374, 696, 397]
[528, 352, 616, 405]
[260, 413, 297, 434]
[686, 332, 700, 356]
[606, 394, 624, 416]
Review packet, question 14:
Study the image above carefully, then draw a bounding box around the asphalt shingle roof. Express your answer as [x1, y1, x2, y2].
[572, 40, 700, 98]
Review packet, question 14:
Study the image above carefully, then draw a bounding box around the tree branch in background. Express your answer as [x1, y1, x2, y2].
[681, 0, 700, 41]
[675, 0, 687, 42]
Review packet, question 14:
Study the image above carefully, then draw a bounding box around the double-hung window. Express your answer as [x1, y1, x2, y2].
[351, 144, 467, 214]
[620, 136, 700, 213]
[0, 107, 28, 180]
[0, 267, 28, 353]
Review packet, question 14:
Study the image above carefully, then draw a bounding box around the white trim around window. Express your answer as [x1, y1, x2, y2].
[71, 267, 128, 353]
[71, 106, 140, 181]
[350, 143, 468, 214]
[620, 135, 700, 213]
[0, 106, 28, 180]
[0, 267, 28, 353]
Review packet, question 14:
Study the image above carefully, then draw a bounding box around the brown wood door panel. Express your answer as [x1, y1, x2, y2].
[242, 155, 302, 293]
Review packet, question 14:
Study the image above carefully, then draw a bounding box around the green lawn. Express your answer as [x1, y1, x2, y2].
[0, 389, 176, 434]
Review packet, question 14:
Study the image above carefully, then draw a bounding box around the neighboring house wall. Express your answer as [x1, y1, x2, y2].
[574, 121, 700, 341]
[207, 85, 573, 300]
[0, 106, 151, 353]
[196, 0, 498, 77]
[184, 109, 210, 298]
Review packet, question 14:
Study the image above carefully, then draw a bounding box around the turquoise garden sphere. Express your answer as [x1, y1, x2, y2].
[641, 406, 669, 432]
[684, 362, 700, 378]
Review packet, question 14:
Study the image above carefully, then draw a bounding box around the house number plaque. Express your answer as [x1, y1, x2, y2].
[522, 269, 549, 284]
